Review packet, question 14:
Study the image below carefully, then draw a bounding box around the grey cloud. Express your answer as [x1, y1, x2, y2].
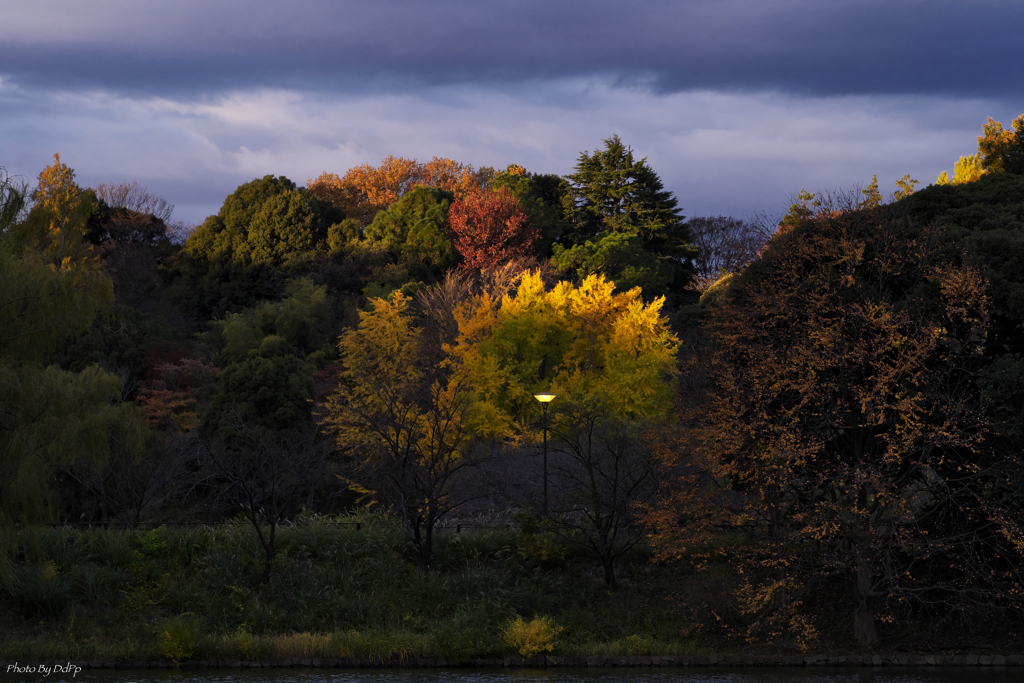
[5, 77, 995, 227]
[2, 0, 1022, 98]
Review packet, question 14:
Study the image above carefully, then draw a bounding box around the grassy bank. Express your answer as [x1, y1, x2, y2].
[0, 512, 711, 663]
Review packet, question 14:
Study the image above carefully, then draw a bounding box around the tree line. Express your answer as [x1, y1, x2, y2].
[2, 113, 1024, 649]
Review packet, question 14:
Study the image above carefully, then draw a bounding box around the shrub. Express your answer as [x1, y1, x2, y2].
[136, 525, 169, 557]
[160, 614, 201, 666]
[233, 624, 254, 657]
[501, 616, 562, 658]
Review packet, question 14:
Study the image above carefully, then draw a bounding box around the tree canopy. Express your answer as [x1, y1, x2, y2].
[449, 271, 679, 440]
[654, 196, 1024, 647]
[553, 135, 696, 300]
[0, 156, 146, 527]
[448, 186, 537, 271]
[364, 185, 457, 270]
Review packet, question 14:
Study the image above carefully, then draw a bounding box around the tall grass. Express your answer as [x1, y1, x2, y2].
[1, 511, 703, 661]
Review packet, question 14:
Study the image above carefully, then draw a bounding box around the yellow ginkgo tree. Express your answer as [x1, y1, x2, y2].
[321, 293, 479, 568]
[448, 270, 679, 440]
[447, 270, 679, 586]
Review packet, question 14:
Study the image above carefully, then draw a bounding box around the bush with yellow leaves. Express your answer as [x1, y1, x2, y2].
[501, 615, 563, 658]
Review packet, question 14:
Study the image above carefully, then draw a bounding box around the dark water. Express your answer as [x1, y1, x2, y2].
[5, 669, 1024, 683]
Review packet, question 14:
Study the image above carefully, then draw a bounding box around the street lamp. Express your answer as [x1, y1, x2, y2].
[533, 392, 556, 517]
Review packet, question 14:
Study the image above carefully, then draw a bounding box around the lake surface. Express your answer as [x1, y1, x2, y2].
[7, 669, 1024, 683]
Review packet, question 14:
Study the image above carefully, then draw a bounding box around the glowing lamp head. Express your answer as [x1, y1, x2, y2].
[533, 392, 556, 403]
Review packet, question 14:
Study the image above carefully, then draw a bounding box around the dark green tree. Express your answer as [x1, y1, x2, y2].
[490, 165, 571, 256]
[173, 176, 344, 317]
[186, 176, 297, 263]
[243, 191, 337, 265]
[204, 355, 314, 438]
[554, 135, 695, 299]
[364, 185, 456, 270]
[1001, 115, 1024, 175]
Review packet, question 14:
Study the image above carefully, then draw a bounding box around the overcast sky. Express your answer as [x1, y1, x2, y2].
[1, 0, 1022, 226]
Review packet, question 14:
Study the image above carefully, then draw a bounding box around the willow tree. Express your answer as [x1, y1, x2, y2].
[0, 158, 145, 536]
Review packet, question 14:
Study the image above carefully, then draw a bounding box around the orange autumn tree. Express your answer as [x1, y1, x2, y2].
[15, 153, 100, 269]
[654, 202, 1024, 647]
[307, 155, 422, 226]
[977, 115, 1023, 174]
[308, 155, 491, 227]
[448, 186, 538, 271]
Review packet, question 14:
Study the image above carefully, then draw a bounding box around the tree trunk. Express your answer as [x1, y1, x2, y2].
[853, 556, 879, 647]
[260, 522, 276, 584]
[602, 554, 617, 589]
[420, 524, 433, 569]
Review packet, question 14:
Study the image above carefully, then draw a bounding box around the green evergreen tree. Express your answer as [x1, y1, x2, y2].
[554, 135, 695, 299]
[1001, 115, 1024, 175]
[365, 186, 457, 270]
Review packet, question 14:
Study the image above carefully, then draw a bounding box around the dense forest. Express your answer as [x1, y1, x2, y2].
[2, 114, 1024, 659]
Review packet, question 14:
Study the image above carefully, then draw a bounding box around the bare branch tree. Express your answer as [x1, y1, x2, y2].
[198, 419, 333, 583]
[686, 216, 768, 292]
[95, 181, 173, 222]
[544, 398, 660, 588]
[66, 434, 190, 528]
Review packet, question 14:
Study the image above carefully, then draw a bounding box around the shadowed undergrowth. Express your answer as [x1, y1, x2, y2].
[0, 511, 710, 662]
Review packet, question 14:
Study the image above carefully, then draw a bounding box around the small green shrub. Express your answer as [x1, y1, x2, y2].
[89, 531, 136, 568]
[136, 525, 169, 557]
[501, 615, 562, 658]
[233, 624, 254, 657]
[160, 614, 201, 666]
[69, 564, 127, 606]
[518, 532, 568, 567]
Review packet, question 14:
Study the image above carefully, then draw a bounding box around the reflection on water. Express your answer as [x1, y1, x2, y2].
[6, 668, 1024, 683]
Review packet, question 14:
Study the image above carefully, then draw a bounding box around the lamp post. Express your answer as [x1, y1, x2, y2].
[533, 392, 555, 517]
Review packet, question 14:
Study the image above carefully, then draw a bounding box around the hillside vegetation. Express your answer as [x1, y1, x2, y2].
[3, 115, 1024, 653]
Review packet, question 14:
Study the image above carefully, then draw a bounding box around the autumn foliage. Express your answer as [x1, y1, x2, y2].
[307, 155, 491, 226]
[647, 200, 1024, 647]
[448, 187, 537, 271]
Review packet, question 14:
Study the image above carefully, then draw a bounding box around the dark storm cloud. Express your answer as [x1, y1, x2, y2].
[2, 0, 1022, 98]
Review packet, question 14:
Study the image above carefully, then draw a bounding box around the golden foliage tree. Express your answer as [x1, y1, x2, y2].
[651, 204, 1024, 647]
[446, 271, 679, 585]
[18, 154, 98, 268]
[937, 153, 985, 186]
[321, 293, 478, 567]
[449, 271, 679, 441]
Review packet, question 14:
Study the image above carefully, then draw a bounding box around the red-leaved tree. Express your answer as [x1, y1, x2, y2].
[448, 187, 537, 271]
